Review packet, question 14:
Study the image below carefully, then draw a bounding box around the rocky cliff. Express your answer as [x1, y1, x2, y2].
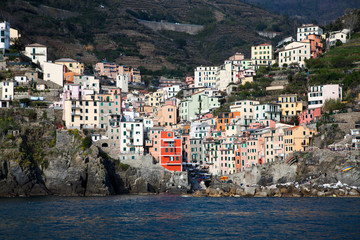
[0, 129, 188, 197]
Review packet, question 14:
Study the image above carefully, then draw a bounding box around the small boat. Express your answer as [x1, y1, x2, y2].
[341, 166, 354, 172]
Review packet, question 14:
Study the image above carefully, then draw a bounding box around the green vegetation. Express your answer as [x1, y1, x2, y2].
[305, 34, 360, 100]
[81, 136, 92, 149]
[322, 99, 346, 113]
[0, 0, 296, 75]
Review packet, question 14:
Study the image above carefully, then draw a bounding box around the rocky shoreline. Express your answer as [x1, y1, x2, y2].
[192, 181, 360, 197]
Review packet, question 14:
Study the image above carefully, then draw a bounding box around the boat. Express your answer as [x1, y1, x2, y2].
[341, 166, 354, 172]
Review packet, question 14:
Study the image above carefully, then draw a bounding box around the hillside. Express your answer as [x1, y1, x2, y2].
[244, 0, 360, 24]
[1, 0, 294, 75]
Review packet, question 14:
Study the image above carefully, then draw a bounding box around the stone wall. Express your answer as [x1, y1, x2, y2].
[138, 20, 204, 35]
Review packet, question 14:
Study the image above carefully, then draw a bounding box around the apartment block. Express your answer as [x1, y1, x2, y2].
[194, 66, 219, 88]
[297, 24, 323, 41]
[251, 43, 276, 69]
[278, 42, 311, 68]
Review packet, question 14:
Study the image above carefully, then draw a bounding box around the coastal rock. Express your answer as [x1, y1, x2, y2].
[243, 186, 256, 196]
[349, 189, 360, 196]
[254, 190, 268, 197]
[193, 190, 207, 197]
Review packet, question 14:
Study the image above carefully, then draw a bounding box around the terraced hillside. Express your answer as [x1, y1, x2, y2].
[1, 0, 294, 74]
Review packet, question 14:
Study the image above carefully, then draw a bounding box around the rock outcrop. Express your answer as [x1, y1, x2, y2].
[0, 130, 189, 197]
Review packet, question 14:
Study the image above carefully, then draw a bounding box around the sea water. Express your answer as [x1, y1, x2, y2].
[0, 195, 359, 239]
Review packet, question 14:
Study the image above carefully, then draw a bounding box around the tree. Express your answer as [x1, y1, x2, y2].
[344, 10, 359, 40]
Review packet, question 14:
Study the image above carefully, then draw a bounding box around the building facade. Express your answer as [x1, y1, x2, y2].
[308, 84, 342, 109]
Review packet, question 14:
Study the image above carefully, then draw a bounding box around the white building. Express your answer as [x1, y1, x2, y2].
[216, 61, 241, 91]
[194, 66, 219, 88]
[329, 29, 349, 46]
[254, 103, 281, 122]
[24, 43, 47, 67]
[0, 81, 15, 101]
[0, 21, 10, 52]
[308, 84, 342, 109]
[43, 62, 64, 87]
[278, 42, 311, 68]
[297, 24, 323, 41]
[230, 100, 260, 129]
[116, 74, 129, 93]
[119, 121, 144, 154]
[162, 85, 181, 99]
[277, 36, 295, 48]
[74, 75, 100, 93]
[15, 76, 28, 83]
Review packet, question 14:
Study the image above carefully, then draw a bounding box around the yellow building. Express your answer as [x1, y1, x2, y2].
[145, 89, 165, 107]
[55, 58, 85, 75]
[284, 125, 315, 156]
[278, 94, 304, 121]
[63, 89, 122, 129]
[251, 43, 276, 69]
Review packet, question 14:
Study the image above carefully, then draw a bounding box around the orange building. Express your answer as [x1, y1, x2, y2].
[302, 34, 323, 58]
[64, 72, 78, 83]
[216, 112, 241, 131]
[160, 131, 182, 172]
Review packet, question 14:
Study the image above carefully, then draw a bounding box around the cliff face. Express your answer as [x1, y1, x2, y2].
[0, 130, 188, 197]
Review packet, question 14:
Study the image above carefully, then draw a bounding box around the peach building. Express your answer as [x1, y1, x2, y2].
[284, 125, 315, 157]
[155, 104, 177, 129]
[302, 34, 323, 58]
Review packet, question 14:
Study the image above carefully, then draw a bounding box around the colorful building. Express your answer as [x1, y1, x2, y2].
[159, 131, 182, 172]
[284, 125, 315, 157]
[299, 108, 322, 125]
[277, 94, 304, 121]
[55, 58, 84, 75]
[216, 112, 241, 131]
[302, 34, 323, 58]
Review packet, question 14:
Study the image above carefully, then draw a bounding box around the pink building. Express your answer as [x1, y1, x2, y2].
[95, 62, 118, 79]
[299, 108, 321, 125]
[148, 127, 164, 162]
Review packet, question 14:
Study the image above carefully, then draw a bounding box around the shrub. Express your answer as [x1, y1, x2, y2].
[81, 136, 92, 149]
[119, 162, 130, 171]
[7, 134, 15, 140]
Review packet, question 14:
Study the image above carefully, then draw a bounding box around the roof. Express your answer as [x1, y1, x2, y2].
[257, 43, 271, 46]
[55, 58, 77, 63]
[26, 43, 46, 48]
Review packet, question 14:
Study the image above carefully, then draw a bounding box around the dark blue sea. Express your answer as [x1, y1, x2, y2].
[0, 195, 359, 240]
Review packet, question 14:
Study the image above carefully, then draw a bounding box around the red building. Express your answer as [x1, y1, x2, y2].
[160, 131, 183, 172]
[299, 108, 321, 125]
